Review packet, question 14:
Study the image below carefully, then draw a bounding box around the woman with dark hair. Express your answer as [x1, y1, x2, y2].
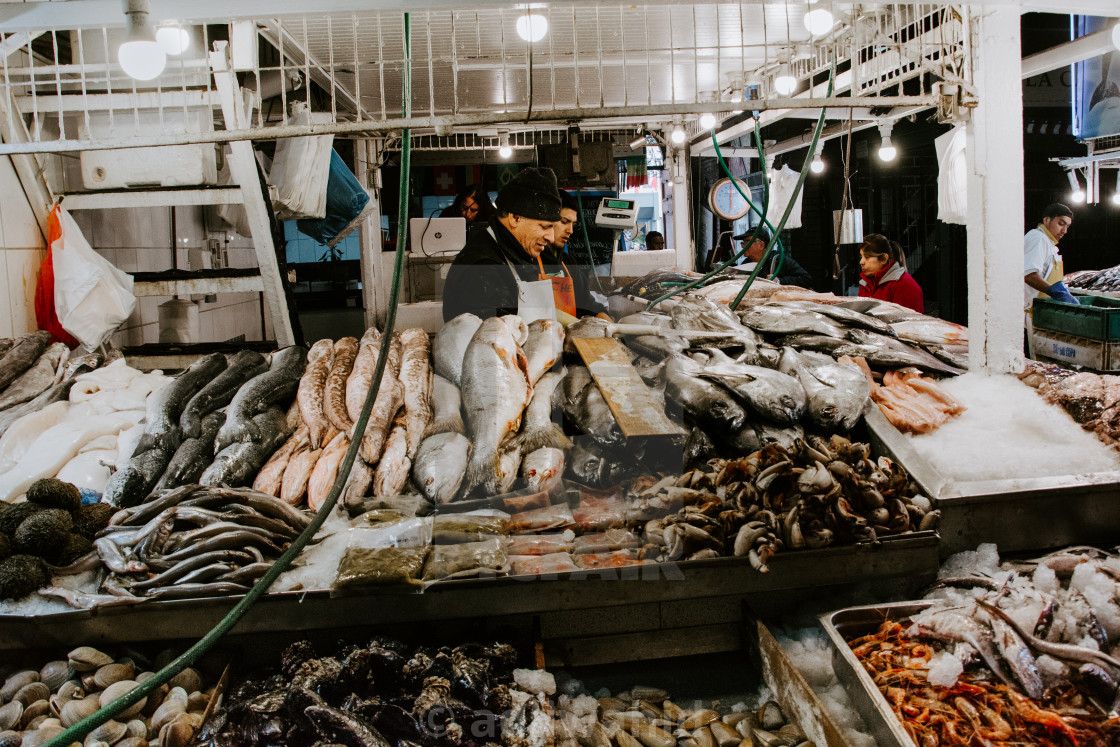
[440, 184, 495, 223]
[857, 233, 923, 313]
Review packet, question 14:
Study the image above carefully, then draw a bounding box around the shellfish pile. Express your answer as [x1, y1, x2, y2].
[0, 645, 214, 747]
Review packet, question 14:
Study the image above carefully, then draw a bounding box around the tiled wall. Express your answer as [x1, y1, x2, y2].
[283, 220, 360, 264]
[0, 156, 47, 339]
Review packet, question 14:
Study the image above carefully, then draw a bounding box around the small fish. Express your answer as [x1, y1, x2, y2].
[412, 431, 471, 504]
[299, 339, 335, 449]
[373, 415, 411, 497]
[143, 582, 251, 600]
[180, 350, 268, 439]
[432, 312, 482, 387]
[521, 447, 565, 491]
[217, 345, 308, 449]
[522, 319, 565, 385]
[325, 337, 359, 433]
[308, 431, 350, 511]
[0, 342, 68, 411]
[345, 326, 381, 422]
[423, 375, 464, 437]
[38, 586, 145, 609]
[398, 328, 433, 459]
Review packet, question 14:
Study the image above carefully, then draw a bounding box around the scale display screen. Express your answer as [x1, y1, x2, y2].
[605, 199, 633, 209]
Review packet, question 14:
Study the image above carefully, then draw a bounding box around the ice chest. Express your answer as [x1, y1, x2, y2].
[1032, 294, 1120, 341]
[1030, 327, 1120, 371]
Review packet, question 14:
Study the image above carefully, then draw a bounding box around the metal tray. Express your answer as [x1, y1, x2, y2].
[819, 601, 933, 747]
[864, 404, 1120, 556]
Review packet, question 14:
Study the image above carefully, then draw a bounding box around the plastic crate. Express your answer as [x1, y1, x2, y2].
[1031, 295, 1120, 341]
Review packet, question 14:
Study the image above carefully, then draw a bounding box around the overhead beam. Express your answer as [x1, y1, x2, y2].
[1020, 24, 1118, 78]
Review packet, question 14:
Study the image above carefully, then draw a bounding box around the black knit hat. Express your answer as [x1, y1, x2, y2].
[733, 226, 772, 244]
[496, 167, 562, 221]
[559, 190, 581, 214]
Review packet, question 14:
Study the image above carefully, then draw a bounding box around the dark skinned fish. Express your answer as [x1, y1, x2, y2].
[202, 409, 291, 487]
[694, 348, 806, 425]
[179, 350, 268, 438]
[0, 330, 49, 392]
[217, 345, 308, 449]
[152, 410, 226, 493]
[561, 365, 622, 446]
[134, 352, 227, 456]
[0, 342, 68, 411]
[142, 582, 251, 600]
[663, 354, 747, 442]
[777, 347, 869, 430]
[103, 445, 176, 507]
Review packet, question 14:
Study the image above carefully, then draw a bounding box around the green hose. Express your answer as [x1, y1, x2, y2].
[43, 15, 415, 747]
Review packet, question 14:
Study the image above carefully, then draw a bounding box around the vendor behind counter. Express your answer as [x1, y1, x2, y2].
[442, 167, 609, 324]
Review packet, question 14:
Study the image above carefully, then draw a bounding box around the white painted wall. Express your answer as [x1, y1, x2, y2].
[0, 153, 46, 338]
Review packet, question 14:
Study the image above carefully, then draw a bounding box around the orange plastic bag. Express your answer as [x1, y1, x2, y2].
[33, 205, 78, 347]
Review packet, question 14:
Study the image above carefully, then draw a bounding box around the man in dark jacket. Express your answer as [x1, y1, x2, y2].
[731, 227, 814, 288]
[442, 168, 608, 322]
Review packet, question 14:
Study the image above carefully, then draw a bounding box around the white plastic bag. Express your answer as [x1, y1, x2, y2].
[52, 206, 136, 350]
[761, 165, 805, 229]
[268, 102, 334, 220]
[935, 126, 968, 225]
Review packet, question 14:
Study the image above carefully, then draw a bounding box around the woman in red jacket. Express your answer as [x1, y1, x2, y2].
[857, 234, 924, 313]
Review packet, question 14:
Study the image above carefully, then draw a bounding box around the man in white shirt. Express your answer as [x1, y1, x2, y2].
[1024, 202, 1075, 357]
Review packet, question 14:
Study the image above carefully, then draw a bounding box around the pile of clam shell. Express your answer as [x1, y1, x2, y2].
[556, 688, 815, 747]
[0, 646, 214, 747]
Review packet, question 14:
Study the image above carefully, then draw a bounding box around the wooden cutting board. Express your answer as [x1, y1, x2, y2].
[572, 336, 680, 438]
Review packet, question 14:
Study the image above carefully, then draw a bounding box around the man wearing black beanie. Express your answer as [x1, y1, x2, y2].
[443, 167, 579, 321]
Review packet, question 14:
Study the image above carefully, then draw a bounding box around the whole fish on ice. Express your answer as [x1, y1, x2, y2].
[398, 328, 433, 459]
[432, 313, 482, 387]
[522, 319, 565, 385]
[662, 354, 748, 443]
[180, 350, 267, 439]
[515, 370, 570, 453]
[298, 339, 335, 449]
[373, 415, 411, 497]
[412, 431, 470, 504]
[203, 408, 292, 488]
[325, 336, 359, 432]
[217, 345, 308, 449]
[152, 410, 226, 492]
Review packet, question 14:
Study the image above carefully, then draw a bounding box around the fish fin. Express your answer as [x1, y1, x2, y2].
[512, 422, 571, 454]
[423, 414, 465, 439]
[461, 447, 500, 498]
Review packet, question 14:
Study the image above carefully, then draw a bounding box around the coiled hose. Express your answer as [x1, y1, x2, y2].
[44, 14, 415, 747]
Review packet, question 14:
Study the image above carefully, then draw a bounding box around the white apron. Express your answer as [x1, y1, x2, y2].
[491, 227, 557, 325]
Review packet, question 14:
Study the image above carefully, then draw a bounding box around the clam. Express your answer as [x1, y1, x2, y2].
[757, 702, 784, 731]
[709, 721, 741, 747]
[692, 725, 717, 747]
[141, 683, 169, 718]
[19, 725, 64, 747]
[134, 672, 155, 684]
[20, 699, 50, 729]
[599, 697, 627, 713]
[150, 688, 188, 731]
[158, 712, 195, 747]
[631, 686, 669, 702]
[661, 701, 685, 723]
[99, 680, 145, 719]
[0, 701, 21, 731]
[84, 742, 110, 747]
[93, 663, 135, 690]
[118, 739, 149, 747]
[682, 710, 720, 730]
[56, 680, 83, 702]
[722, 713, 749, 729]
[61, 695, 101, 727]
[27, 713, 53, 730]
[186, 691, 209, 711]
[124, 719, 148, 739]
[611, 712, 648, 730]
[85, 718, 127, 745]
[615, 730, 644, 747]
[13, 682, 50, 707]
[588, 721, 611, 747]
[68, 647, 113, 672]
[38, 661, 72, 692]
[776, 725, 804, 743]
[734, 714, 760, 739]
[749, 731, 781, 747]
[638, 701, 664, 719]
[0, 671, 38, 701]
[166, 668, 200, 695]
[630, 722, 676, 747]
[0, 730, 20, 747]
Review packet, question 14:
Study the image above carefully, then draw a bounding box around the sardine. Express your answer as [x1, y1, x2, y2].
[522, 319, 565, 385]
[345, 326, 381, 422]
[325, 337, 359, 433]
[398, 328, 432, 459]
[158, 530, 284, 563]
[152, 410, 226, 492]
[94, 537, 148, 573]
[180, 350, 268, 438]
[460, 316, 533, 497]
[253, 423, 309, 497]
[216, 561, 273, 585]
[298, 339, 336, 449]
[0, 330, 49, 392]
[0, 342, 68, 411]
[515, 370, 570, 453]
[217, 345, 308, 449]
[373, 415, 411, 497]
[142, 582, 250, 600]
[663, 354, 747, 443]
[134, 352, 227, 456]
[308, 431, 350, 511]
[412, 431, 471, 504]
[130, 550, 253, 591]
[696, 348, 807, 425]
[777, 347, 869, 430]
[978, 599, 1120, 673]
[357, 334, 403, 465]
[38, 586, 145, 609]
[164, 521, 280, 552]
[423, 375, 464, 437]
[432, 312, 482, 386]
[989, 615, 1046, 700]
[521, 447, 565, 491]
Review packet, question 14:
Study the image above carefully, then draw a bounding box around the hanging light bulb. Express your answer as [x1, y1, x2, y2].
[671, 123, 686, 145]
[1113, 170, 1120, 205]
[118, 0, 166, 81]
[1112, 21, 1120, 51]
[498, 131, 512, 159]
[773, 61, 797, 96]
[1068, 170, 1086, 203]
[516, 13, 548, 42]
[803, 9, 834, 36]
[698, 112, 716, 130]
[156, 25, 190, 55]
[810, 153, 825, 174]
[877, 121, 897, 162]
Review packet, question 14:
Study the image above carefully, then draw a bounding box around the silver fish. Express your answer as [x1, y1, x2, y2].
[696, 348, 807, 425]
[738, 304, 848, 338]
[0, 354, 101, 438]
[180, 350, 268, 439]
[561, 368, 622, 446]
[412, 431, 471, 504]
[671, 293, 763, 347]
[514, 370, 570, 453]
[521, 447, 565, 491]
[423, 374, 464, 437]
[891, 319, 968, 347]
[202, 408, 292, 487]
[433, 312, 482, 387]
[841, 329, 964, 376]
[522, 319, 565, 385]
[989, 614, 1046, 700]
[777, 347, 869, 430]
[0, 342, 68, 411]
[663, 354, 747, 441]
[460, 316, 533, 497]
[767, 300, 898, 337]
[836, 298, 926, 323]
[38, 586, 145, 609]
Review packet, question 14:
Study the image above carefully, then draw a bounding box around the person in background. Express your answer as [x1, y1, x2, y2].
[1024, 202, 1077, 308]
[857, 233, 923, 313]
[730, 227, 813, 287]
[645, 231, 665, 251]
[440, 183, 495, 223]
[540, 191, 611, 322]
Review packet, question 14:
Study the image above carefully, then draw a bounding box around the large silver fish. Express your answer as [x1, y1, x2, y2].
[841, 329, 965, 376]
[412, 431, 471, 504]
[777, 347, 869, 430]
[217, 345, 308, 449]
[521, 447, 565, 491]
[560, 367, 622, 446]
[521, 319, 564, 385]
[460, 316, 533, 497]
[695, 348, 807, 425]
[398, 328, 433, 459]
[738, 304, 848, 338]
[180, 350, 268, 439]
[298, 339, 335, 449]
[423, 374, 464, 437]
[202, 408, 292, 488]
[0, 342, 68, 411]
[433, 313, 482, 387]
[766, 300, 898, 337]
[663, 354, 748, 442]
[514, 370, 570, 453]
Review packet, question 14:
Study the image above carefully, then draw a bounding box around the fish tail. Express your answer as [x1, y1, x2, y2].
[513, 422, 571, 454]
[462, 447, 499, 498]
[423, 414, 466, 438]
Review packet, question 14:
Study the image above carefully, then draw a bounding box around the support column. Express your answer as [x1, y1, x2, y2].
[965, 6, 1024, 374]
[356, 138, 386, 329]
[670, 147, 693, 271]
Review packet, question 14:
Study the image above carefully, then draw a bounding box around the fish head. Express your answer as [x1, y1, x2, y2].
[570, 441, 607, 486]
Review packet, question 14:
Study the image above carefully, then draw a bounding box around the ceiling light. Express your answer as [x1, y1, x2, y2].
[699, 112, 716, 130]
[877, 121, 897, 162]
[118, 0, 166, 81]
[516, 13, 548, 43]
[156, 25, 190, 55]
[1068, 170, 1085, 203]
[774, 62, 797, 96]
[1113, 170, 1120, 205]
[810, 153, 825, 174]
[671, 123, 686, 145]
[629, 131, 647, 149]
[498, 131, 512, 159]
[804, 9, 834, 36]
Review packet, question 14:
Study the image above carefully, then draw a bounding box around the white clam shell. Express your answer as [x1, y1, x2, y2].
[68, 647, 113, 673]
[99, 680, 145, 719]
